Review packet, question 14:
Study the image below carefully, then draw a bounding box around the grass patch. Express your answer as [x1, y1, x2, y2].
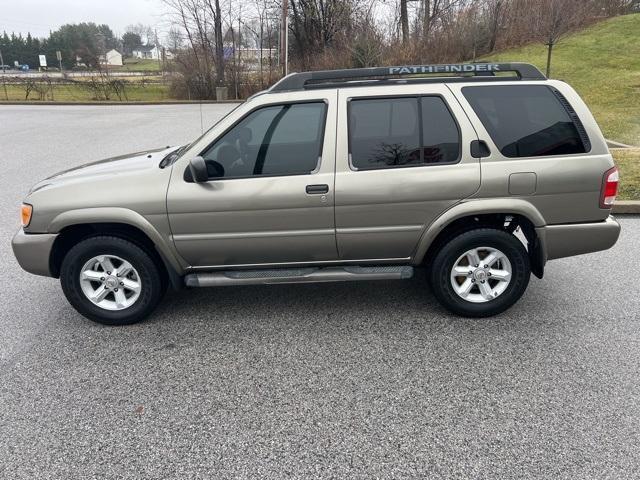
[613, 149, 640, 200]
[487, 13, 640, 146]
[0, 82, 171, 102]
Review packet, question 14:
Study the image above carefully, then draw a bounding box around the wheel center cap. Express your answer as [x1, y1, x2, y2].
[104, 276, 119, 289]
[474, 269, 487, 282]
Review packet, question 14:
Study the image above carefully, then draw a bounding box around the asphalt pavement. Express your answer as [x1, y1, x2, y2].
[1, 104, 639, 479]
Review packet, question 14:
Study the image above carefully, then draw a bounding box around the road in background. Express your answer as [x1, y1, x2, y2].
[1, 105, 639, 479]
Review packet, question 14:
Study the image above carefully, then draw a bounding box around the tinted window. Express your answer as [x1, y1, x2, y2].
[350, 97, 420, 169]
[462, 85, 588, 157]
[421, 97, 461, 164]
[202, 102, 326, 178]
[349, 96, 460, 170]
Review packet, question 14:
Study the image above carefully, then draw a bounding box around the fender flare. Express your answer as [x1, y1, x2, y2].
[412, 198, 546, 263]
[49, 207, 186, 275]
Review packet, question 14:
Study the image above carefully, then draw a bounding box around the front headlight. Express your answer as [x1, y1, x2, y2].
[21, 204, 33, 227]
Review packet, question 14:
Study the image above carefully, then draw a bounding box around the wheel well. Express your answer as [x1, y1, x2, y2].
[49, 223, 169, 282]
[422, 213, 545, 278]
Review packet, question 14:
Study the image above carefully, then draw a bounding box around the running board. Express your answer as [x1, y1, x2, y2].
[184, 265, 414, 287]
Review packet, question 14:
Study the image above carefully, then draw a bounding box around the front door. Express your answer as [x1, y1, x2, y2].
[334, 84, 481, 260]
[167, 94, 338, 268]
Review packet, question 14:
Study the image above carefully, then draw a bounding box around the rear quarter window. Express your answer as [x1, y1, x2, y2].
[462, 85, 590, 158]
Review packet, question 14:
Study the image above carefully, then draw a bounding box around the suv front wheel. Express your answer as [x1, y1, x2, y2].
[60, 236, 166, 325]
[429, 228, 531, 317]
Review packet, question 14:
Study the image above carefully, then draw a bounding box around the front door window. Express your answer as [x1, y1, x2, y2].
[201, 102, 327, 179]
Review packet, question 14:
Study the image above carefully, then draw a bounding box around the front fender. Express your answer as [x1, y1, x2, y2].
[49, 207, 186, 273]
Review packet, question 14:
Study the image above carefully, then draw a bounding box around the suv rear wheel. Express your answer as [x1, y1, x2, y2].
[60, 236, 165, 325]
[429, 228, 530, 317]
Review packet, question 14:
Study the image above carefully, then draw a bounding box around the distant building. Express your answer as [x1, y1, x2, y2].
[222, 45, 278, 70]
[99, 49, 123, 66]
[132, 45, 160, 60]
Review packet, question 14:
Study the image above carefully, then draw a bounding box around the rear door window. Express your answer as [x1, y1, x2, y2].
[421, 97, 461, 164]
[348, 96, 460, 170]
[462, 85, 589, 158]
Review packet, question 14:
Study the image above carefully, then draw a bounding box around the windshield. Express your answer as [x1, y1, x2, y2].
[158, 102, 243, 168]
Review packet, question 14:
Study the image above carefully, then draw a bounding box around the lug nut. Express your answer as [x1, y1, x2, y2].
[471, 279, 476, 283]
[488, 272, 492, 277]
[114, 288, 118, 292]
[100, 277, 105, 281]
[106, 271, 111, 275]
[120, 282, 124, 286]
[481, 280, 485, 284]
[484, 264, 488, 268]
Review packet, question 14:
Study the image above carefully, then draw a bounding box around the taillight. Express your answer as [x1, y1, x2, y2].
[600, 166, 619, 209]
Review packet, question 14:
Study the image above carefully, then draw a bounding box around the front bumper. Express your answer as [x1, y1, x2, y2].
[11, 229, 58, 277]
[536, 215, 621, 261]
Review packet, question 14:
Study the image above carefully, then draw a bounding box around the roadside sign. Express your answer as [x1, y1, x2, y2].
[56, 51, 62, 61]
[39, 54, 47, 67]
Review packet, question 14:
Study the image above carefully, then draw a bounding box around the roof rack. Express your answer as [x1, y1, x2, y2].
[269, 62, 545, 92]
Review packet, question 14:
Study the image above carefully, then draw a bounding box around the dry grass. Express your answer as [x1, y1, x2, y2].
[612, 148, 640, 200]
[0, 82, 171, 102]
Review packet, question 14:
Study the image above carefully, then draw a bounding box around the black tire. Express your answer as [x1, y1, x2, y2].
[60, 236, 166, 326]
[429, 228, 530, 318]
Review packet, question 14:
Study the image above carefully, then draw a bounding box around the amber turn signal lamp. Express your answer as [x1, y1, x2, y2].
[21, 204, 33, 227]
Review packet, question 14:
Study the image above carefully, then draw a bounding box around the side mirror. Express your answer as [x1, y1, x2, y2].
[189, 156, 208, 183]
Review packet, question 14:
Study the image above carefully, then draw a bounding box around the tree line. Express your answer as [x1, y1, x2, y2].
[161, 0, 637, 99]
[0, 22, 159, 69]
[1, 0, 637, 99]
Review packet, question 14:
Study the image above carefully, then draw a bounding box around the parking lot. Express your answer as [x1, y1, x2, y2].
[1, 104, 639, 479]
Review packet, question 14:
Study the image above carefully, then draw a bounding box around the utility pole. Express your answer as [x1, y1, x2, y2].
[155, 29, 161, 72]
[280, 0, 288, 77]
[56, 50, 63, 73]
[0, 50, 8, 100]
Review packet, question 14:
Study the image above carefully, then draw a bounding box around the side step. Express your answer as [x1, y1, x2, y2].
[184, 265, 414, 287]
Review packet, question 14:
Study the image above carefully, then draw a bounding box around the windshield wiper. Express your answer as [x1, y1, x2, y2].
[159, 145, 188, 169]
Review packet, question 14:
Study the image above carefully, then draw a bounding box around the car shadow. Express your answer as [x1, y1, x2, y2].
[143, 268, 543, 336]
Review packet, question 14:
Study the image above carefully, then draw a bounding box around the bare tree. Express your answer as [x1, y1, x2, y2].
[166, 27, 185, 51]
[161, 0, 226, 97]
[126, 23, 155, 45]
[289, 0, 363, 66]
[205, 0, 226, 85]
[536, 0, 587, 77]
[485, 0, 505, 52]
[400, 0, 410, 44]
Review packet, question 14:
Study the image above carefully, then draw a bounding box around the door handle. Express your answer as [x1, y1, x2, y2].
[306, 184, 329, 194]
[470, 140, 491, 158]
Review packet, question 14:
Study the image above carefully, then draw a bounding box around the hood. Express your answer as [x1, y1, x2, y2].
[30, 146, 179, 194]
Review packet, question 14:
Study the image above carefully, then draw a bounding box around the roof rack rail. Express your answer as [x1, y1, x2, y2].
[270, 62, 545, 92]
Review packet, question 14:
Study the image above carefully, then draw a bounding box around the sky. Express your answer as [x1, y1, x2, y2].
[1, 0, 169, 38]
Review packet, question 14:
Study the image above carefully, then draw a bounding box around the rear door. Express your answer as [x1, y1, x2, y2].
[334, 84, 481, 260]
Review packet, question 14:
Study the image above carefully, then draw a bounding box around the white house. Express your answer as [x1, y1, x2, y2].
[99, 49, 123, 66]
[132, 45, 160, 60]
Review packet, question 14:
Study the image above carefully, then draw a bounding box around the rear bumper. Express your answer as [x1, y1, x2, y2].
[11, 229, 58, 277]
[536, 215, 621, 261]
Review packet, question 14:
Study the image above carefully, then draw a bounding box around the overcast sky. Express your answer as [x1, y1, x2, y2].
[1, 0, 169, 38]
